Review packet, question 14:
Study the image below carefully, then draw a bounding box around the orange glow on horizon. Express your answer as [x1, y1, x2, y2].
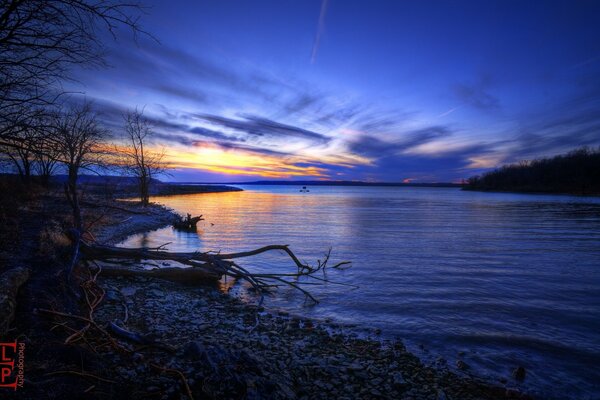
[162, 143, 330, 178]
[107, 137, 375, 179]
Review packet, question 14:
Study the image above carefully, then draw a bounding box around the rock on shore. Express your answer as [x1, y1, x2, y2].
[91, 274, 531, 400]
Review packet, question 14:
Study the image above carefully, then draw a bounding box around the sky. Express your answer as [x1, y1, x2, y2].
[70, 0, 600, 182]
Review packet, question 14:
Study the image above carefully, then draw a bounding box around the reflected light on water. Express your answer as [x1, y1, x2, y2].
[119, 185, 600, 399]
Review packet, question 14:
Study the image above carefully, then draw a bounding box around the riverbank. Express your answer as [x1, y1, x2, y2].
[2, 186, 533, 399]
[462, 186, 600, 197]
[88, 199, 533, 399]
[463, 147, 600, 196]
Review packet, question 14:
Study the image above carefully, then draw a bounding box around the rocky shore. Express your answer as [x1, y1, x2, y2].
[2, 189, 534, 399]
[84, 201, 532, 400]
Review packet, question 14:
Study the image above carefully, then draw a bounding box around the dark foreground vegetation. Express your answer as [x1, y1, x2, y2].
[465, 147, 600, 195]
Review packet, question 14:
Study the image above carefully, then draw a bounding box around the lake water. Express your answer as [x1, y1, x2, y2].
[120, 185, 600, 399]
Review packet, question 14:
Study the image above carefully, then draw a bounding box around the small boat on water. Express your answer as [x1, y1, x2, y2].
[299, 186, 310, 192]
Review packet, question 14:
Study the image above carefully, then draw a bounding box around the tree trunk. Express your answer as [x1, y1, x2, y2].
[97, 264, 221, 283]
[139, 174, 149, 207]
[67, 166, 82, 230]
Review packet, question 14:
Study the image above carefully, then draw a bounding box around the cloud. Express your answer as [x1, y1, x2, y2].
[192, 139, 295, 158]
[151, 84, 207, 104]
[283, 93, 321, 115]
[82, 97, 248, 145]
[454, 76, 500, 110]
[198, 114, 331, 144]
[507, 80, 600, 159]
[311, 0, 330, 64]
[349, 125, 453, 157]
[188, 126, 246, 142]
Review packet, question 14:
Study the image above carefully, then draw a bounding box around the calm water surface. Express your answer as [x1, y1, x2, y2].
[120, 186, 600, 399]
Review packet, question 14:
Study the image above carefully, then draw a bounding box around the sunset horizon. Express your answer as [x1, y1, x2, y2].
[63, 0, 600, 183]
[1, 1, 599, 399]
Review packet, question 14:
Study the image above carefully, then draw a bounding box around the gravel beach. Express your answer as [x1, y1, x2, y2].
[84, 200, 533, 400]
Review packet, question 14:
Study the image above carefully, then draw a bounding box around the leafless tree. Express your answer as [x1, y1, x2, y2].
[119, 108, 167, 206]
[0, 0, 148, 142]
[0, 109, 52, 183]
[51, 102, 109, 229]
[0, 126, 36, 182]
[34, 136, 62, 186]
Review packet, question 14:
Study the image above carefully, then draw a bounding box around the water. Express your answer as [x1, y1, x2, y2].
[120, 185, 600, 398]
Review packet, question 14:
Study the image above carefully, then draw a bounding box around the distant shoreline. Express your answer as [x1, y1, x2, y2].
[149, 183, 242, 197]
[462, 187, 600, 197]
[463, 148, 600, 196]
[169, 180, 464, 188]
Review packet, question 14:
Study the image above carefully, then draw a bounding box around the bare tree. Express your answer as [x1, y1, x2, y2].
[120, 108, 167, 206]
[0, 126, 36, 182]
[0, 0, 148, 142]
[34, 137, 61, 186]
[0, 109, 51, 183]
[51, 102, 109, 229]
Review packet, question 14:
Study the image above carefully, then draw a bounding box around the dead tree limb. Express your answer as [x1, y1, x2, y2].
[172, 213, 204, 231]
[98, 264, 221, 283]
[78, 241, 351, 303]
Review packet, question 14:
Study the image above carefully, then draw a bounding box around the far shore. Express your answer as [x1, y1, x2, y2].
[462, 186, 600, 197]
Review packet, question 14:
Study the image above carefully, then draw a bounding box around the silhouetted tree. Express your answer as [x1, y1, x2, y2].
[465, 147, 600, 195]
[0, 0, 147, 142]
[119, 108, 167, 206]
[0, 125, 36, 182]
[34, 134, 61, 186]
[51, 102, 109, 229]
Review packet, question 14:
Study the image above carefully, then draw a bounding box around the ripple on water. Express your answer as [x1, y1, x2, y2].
[119, 186, 600, 399]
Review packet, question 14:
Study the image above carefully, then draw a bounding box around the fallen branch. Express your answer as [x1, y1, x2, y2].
[45, 370, 117, 384]
[108, 321, 176, 352]
[173, 213, 204, 231]
[79, 241, 351, 303]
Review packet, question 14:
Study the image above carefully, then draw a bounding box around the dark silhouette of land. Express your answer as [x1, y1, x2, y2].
[464, 147, 600, 195]
[174, 180, 463, 188]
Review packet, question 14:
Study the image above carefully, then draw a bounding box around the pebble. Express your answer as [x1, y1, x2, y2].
[90, 270, 527, 400]
[456, 360, 470, 370]
[391, 372, 406, 386]
[120, 286, 137, 296]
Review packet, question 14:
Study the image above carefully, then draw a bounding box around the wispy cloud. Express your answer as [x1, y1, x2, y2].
[454, 75, 500, 110]
[436, 107, 459, 118]
[198, 114, 332, 144]
[348, 126, 453, 158]
[311, 0, 330, 64]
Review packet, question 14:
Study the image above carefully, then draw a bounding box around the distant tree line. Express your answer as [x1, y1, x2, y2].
[464, 147, 600, 195]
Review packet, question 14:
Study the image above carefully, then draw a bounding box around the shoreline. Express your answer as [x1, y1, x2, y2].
[462, 187, 600, 197]
[88, 197, 534, 400]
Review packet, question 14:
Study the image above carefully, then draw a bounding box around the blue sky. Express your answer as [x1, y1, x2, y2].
[71, 0, 600, 182]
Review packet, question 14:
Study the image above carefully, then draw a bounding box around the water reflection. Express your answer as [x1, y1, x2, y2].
[120, 186, 600, 399]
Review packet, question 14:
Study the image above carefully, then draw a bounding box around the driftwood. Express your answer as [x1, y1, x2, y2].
[98, 264, 221, 283]
[108, 321, 176, 352]
[172, 213, 204, 231]
[0, 267, 30, 336]
[79, 241, 351, 303]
